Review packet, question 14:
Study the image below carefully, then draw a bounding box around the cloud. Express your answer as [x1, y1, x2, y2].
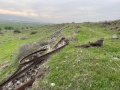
[0, 9, 38, 17]
[0, 0, 120, 23]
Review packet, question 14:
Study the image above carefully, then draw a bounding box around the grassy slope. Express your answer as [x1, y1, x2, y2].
[0, 24, 61, 83]
[33, 23, 120, 90]
[0, 21, 120, 90]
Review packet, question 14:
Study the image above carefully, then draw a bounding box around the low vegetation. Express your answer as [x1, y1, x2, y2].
[14, 30, 21, 33]
[0, 20, 120, 90]
[33, 21, 120, 90]
[30, 31, 38, 35]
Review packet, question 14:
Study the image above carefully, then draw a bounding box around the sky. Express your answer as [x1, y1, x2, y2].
[0, 0, 120, 23]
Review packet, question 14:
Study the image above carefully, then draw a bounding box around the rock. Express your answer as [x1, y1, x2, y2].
[16, 80, 21, 86]
[20, 36, 26, 40]
[50, 83, 55, 87]
[112, 34, 119, 39]
[75, 29, 80, 33]
[111, 56, 119, 61]
[7, 82, 13, 87]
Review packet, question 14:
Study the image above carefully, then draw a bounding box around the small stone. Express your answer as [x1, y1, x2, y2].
[111, 56, 119, 60]
[75, 30, 80, 33]
[7, 82, 13, 87]
[112, 34, 119, 39]
[16, 81, 21, 85]
[50, 83, 55, 86]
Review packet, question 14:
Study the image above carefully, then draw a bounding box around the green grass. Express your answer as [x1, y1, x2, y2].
[32, 23, 120, 90]
[0, 24, 61, 83]
[0, 21, 120, 90]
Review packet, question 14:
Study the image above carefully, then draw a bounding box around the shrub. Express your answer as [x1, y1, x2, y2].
[16, 40, 49, 60]
[14, 30, 21, 33]
[16, 43, 38, 60]
[4, 26, 13, 30]
[22, 27, 24, 29]
[76, 25, 81, 28]
[30, 31, 37, 35]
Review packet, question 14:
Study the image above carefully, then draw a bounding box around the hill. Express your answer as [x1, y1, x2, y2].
[0, 14, 46, 24]
[32, 21, 120, 90]
[0, 20, 120, 90]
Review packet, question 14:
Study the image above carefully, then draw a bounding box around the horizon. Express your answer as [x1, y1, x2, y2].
[0, 0, 120, 23]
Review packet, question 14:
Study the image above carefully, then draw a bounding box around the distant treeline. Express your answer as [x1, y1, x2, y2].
[0, 26, 34, 30]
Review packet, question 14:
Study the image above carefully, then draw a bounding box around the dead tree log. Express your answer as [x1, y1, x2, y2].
[75, 38, 104, 48]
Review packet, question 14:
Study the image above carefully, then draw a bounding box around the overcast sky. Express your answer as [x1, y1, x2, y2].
[0, 0, 120, 23]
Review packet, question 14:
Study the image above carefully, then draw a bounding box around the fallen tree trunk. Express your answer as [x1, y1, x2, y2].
[75, 38, 104, 48]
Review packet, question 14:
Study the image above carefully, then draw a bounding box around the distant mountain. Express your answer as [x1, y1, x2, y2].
[0, 14, 45, 24]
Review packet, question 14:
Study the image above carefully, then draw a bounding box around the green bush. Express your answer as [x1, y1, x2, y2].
[16, 40, 49, 60]
[30, 31, 37, 35]
[14, 30, 21, 33]
[16, 43, 38, 60]
[4, 26, 13, 30]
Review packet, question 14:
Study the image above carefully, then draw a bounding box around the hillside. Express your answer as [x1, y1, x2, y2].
[32, 21, 120, 90]
[0, 14, 45, 23]
[0, 20, 120, 90]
